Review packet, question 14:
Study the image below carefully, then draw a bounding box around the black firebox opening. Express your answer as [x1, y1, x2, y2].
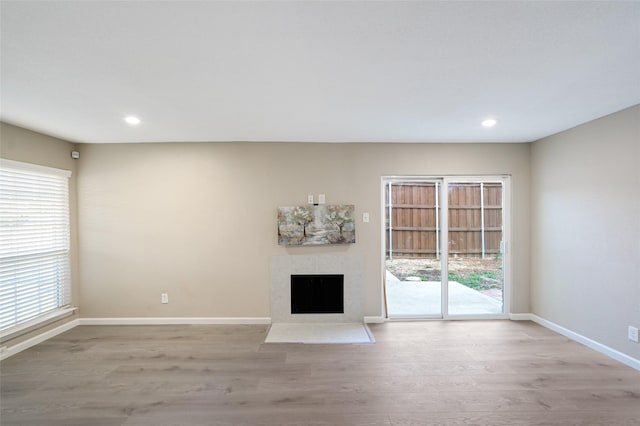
[291, 274, 344, 314]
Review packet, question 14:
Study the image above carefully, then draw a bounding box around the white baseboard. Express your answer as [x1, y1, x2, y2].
[78, 317, 272, 326]
[364, 316, 386, 324]
[510, 313, 640, 371]
[0, 319, 79, 361]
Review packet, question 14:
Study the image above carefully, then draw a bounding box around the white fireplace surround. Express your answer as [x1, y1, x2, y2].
[270, 254, 364, 323]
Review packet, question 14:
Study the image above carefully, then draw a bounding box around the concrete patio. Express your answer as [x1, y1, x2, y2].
[386, 270, 503, 316]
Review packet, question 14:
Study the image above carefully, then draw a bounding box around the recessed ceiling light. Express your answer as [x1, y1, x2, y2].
[124, 116, 141, 125]
[482, 119, 497, 128]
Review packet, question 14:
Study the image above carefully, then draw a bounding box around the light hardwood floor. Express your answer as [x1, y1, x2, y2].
[1, 321, 639, 426]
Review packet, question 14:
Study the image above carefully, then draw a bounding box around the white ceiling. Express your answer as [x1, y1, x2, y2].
[1, 1, 639, 144]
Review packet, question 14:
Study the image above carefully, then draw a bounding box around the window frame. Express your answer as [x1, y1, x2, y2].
[0, 159, 74, 340]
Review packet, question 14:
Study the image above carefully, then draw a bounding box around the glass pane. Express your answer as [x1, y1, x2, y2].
[447, 181, 504, 315]
[385, 181, 442, 317]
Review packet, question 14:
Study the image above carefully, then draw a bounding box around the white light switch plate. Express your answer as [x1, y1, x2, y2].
[318, 194, 326, 204]
[363, 212, 370, 223]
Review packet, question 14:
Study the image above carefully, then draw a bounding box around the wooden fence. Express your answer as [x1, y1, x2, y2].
[385, 182, 502, 259]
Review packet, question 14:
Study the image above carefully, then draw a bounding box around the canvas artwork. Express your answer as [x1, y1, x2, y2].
[278, 205, 356, 246]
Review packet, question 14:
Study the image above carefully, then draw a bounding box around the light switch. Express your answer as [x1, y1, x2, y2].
[363, 212, 370, 223]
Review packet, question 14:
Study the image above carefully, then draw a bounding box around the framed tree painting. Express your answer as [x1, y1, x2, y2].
[277, 205, 355, 246]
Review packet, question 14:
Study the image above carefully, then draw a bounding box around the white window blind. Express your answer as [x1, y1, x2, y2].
[0, 159, 72, 333]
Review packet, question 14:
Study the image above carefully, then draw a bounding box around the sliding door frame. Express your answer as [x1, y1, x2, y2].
[381, 175, 511, 320]
[383, 177, 444, 320]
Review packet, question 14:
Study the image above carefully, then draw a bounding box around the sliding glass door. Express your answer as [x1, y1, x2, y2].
[384, 176, 509, 319]
[445, 180, 506, 316]
[384, 180, 442, 317]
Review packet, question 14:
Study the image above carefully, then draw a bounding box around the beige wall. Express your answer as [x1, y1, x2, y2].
[76, 142, 531, 318]
[531, 105, 640, 360]
[0, 122, 79, 346]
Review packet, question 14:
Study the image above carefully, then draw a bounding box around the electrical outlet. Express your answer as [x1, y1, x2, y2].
[161, 293, 169, 304]
[629, 326, 639, 343]
[307, 194, 314, 204]
[318, 194, 326, 204]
